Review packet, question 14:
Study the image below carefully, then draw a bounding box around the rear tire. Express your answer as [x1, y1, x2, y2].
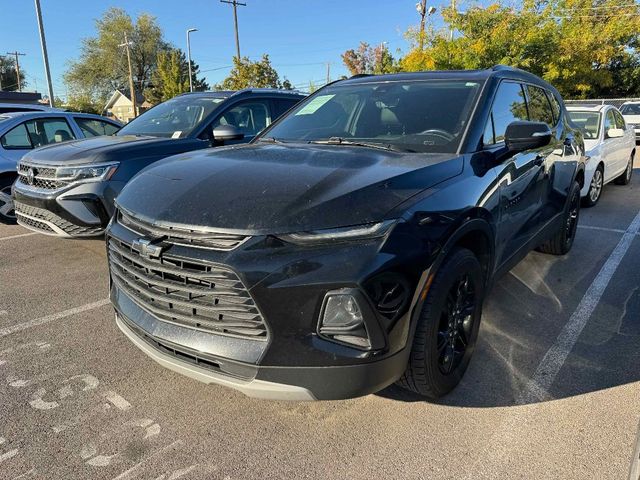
[614, 154, 633, 185]
[397, 248, 484, 399]
[582, 165, 603, 208]
[538, 180, 580, 255]
[0, 176, 17, 225]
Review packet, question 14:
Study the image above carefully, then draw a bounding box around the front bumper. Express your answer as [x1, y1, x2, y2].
[12, 179, 123, 237]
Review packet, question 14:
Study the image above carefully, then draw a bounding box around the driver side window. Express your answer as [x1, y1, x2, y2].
[604, 110, 616, 137]
[211, 100, 272, 137]
[483, 82, 528, 146]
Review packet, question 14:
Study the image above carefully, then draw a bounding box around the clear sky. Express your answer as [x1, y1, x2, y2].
[0, 0, 448, 99]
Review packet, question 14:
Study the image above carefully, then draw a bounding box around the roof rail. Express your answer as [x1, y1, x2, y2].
[491, 65, 517, 71]
[349, 73, 372, 79]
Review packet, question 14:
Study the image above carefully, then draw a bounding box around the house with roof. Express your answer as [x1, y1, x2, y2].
[103, 90, 151, 123]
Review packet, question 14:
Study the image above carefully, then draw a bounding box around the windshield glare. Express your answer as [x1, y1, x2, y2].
[568, 111, 601, 139]
[117, 96, 226, 138]
[620, 103, 640, 115]
[262, 80, 482, 153]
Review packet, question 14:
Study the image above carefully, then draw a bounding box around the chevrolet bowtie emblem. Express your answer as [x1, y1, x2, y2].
[133, 238, 165, 259]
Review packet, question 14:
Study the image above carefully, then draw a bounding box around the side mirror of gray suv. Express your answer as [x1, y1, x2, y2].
[212, 125, 245, 143]
[505, 121, 552, 153]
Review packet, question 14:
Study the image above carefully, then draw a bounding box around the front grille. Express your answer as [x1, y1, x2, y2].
[15, 202, 103, 236]
[17, 163, 67, 190]
[108, 236, 267, 339]
[118, 209, 250, 251]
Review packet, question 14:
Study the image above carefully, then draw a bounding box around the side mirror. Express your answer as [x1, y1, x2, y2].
[504, 121, 552, 153]
[212, 125, 245, 143]
[606, 128, 624, 139]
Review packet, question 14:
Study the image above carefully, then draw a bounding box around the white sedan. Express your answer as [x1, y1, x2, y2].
[619, 101, 640, 143]
[567, 105, 635, 206]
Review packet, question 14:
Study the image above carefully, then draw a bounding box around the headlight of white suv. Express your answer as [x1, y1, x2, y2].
[277, 220, 397, 246]
[56, 163, 119, 182]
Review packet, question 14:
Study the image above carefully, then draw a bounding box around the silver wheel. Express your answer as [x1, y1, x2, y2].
[589, 168, 603, 203]
[0, 185, 15, 221]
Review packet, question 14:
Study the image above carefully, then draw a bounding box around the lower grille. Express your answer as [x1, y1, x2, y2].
[15, 202, 103, 236]
[108, 236, 267, 340]
[16, 214, 55, 234]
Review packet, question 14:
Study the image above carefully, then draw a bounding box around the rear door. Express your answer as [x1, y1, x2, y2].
[484, 81, 547, 267]
[602, 109, 624, 181]
[613, 109, 634, 175]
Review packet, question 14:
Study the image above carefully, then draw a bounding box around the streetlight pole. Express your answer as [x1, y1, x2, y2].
[186, 28, 197, 92]
[34, 0, 54, 107]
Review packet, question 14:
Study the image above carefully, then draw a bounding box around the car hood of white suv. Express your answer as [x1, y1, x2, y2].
[622, 114, 640, 127]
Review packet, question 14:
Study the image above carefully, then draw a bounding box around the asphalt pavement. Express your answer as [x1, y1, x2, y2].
[1, 162, 640, 479]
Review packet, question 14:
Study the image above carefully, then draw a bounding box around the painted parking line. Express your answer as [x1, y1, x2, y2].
[0, 299, 110, 339]
[578, 224, 628, 234]
[518, 209, 640, 404]
[0, 232, 37, 241]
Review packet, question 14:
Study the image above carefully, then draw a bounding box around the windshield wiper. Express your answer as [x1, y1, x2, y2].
[308, 137, 414, 153]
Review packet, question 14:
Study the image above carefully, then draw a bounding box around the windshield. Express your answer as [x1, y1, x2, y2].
[261, 79, 482, 153]
[568, 111, 601, 139]
[620, 104, 640, 115]
[117, 95, 226, 138]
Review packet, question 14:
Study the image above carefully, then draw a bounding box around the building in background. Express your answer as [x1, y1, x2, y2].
[103, 90, 151, 123]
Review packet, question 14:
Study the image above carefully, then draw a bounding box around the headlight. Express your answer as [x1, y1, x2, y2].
[56, 163, 119, 182]
[278, 220, 397, 246]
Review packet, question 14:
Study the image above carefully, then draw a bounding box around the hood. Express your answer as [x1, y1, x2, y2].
[116, 143, 463, 235]
[584, 139, 598, 153]
[20, 135, 207, 166]
[622, 114, 640, 126]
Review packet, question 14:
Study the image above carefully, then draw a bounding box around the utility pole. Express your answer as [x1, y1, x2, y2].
[6, 51, 26, 91]
[325, 62, 331, 84]
[416, 0, 427, 50]
[450, 0, 456, 41]
[118, 33, 137, 118]
[186, 28, 198, 92]
[220, 0, 246, 60]
[34, 0, 54, 107]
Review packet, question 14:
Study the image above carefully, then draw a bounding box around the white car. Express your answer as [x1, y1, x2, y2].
[619, 101, 640, 143]
[567, 105, 635, 206]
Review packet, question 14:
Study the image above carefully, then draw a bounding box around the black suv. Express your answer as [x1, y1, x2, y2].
[107, 66, 585, 400]
[12, 89, 304, 237]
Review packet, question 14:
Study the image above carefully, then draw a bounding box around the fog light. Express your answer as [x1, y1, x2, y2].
[319, 293, 371, 349]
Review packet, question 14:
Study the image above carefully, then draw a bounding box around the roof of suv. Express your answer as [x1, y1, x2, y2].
[338, 65, 556, 91]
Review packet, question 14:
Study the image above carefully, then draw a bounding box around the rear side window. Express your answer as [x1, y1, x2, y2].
[76, 118, 120, 137]
[483, 82, 528, 145]
[526, 85, 554, 126]
[613, 110, 626, 130]
[1, 123, 31, 149]
[547, 92, 562, 124]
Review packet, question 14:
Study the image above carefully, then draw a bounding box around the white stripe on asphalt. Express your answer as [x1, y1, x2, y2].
[518, 209, 640, 404]
[0, 232, 37, 241]
[0, 299, 111, 339]
[578, 224, 627, 234]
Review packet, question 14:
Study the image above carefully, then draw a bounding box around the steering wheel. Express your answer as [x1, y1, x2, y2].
[419, 129, 455, 142]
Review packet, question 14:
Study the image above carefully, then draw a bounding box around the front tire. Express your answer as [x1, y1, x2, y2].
[614, 154, 634, 185]
[0, 176, 17, 224]
[582, 165, 603, 208]
[538, 180, 580, 255]
[397, 248, 484, 399]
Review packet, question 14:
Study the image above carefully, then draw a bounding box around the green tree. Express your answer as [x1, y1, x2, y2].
[0, 56, 26, 91]
[145, 48, 209, 104]
[217, 55, 291, 90]
[341, 42, 399, 76]
[64, 7, 167, 105]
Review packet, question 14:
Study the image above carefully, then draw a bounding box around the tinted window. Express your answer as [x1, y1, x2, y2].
[613, 110, 626, 130]
[527, 85, 554, 126]
[76, 118, 120, 137]
[24, 118, 75, 147]
[484, 82, 528, 145]
[567, 111, 600, 139]
[212, 100, 271, 137]
[620, 104, 640, 115]
[263, 80, 482, 153]
[1, 123, 31, 149]
[273, 98, 302, 118]
[547, 92, 562, 124]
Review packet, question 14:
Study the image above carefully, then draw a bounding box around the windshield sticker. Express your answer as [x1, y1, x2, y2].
[295, 95, 335, 115]
[171, 131, 182, 139]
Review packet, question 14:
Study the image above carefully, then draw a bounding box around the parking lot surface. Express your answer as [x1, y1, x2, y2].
[1, 162, 640, 479]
